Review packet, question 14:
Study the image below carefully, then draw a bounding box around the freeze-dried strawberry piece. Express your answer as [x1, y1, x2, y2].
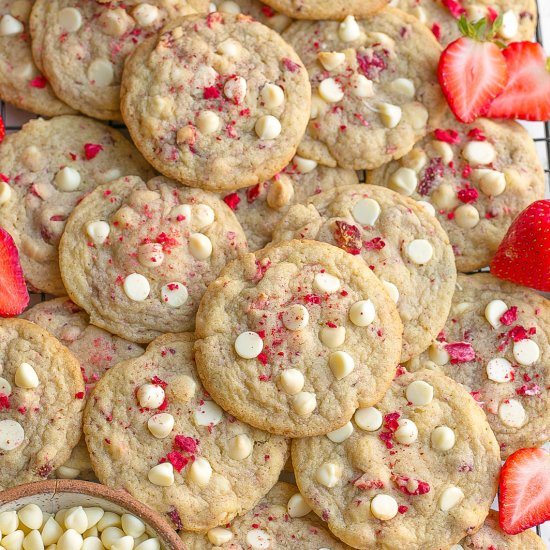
[445, 342, 476, 363]
[332, 221, 362, 255]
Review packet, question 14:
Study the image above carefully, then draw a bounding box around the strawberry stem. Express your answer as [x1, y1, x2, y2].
[458, 14, 503, 42]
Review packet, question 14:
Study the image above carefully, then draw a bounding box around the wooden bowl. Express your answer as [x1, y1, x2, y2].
[0, 479, 184, 550]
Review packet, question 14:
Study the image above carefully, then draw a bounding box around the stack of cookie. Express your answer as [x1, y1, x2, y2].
[0, 0, 547, 548]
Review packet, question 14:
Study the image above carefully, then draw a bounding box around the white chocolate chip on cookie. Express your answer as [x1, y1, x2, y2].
[14, 362, 39, 389]
[194, 400, 223, 427]
[188, 457, 212, 487]
[431, 426, 456, 451]
[261, 84, 285, 109]
[123, 273, 150, 302]
[58, 7, 82, 32]
[292, 392, 317, 416]
[388, 167, 417, 196]
[207, 528, 233, 545]
[316, 462, 342, 487]
[352, 198, 381, 225]
[161, 283, 189, 308]
[278, 369, 304, 395]
[406, 380, 433, 406]
[282, 304, 309, 331]
[378, 103, 402, 128]
[86, 221, 110, 246]
[354, 407, 382, 431]
[227, 434, 253, 460]
[339, 15, 360, 42]
[255, 116, 281, 140]
[371, 494, 398, 520]
[318, 78, 344, 103]
[394, 418, 418, 444]
[486, 357, 514, 383]
[317, 51, 346, 71]
[327, 421, 354, 443]
[55, 167, 81, 192]
[406, 239, 433, 265]
[484, 299, 508, 329]
[319, 326, 346, 348]
[137, 384, 165, 409]
[499, 399, 526, 428]
[349, 300, 375, 326]
[313, 272, 340, 294]
[462, 141, 496, 165]
[147, 413, 174, 439]
[189, 233, 213, 260]
[513, 339, 540, 366]
[0, 420, 24, 451]
[235, 332, 263, 359]
[454, 204, 480, 229]
[438, 486, 464, 511]
[148, 463, 174, 487]
[287, 493, 311, 518]
[329, 351, 355, 380]
[87, 59, 115, 87]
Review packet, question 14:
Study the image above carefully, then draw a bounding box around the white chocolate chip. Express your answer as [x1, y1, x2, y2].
[86, 221, 110, 246]
[18, 505, 42, 530]
[486, 357, 514, 383]
[0, 420, 24, 450]
[57, 466, 80, 480]
[326, 421, 354, 443]
[432, 140, 454, 164]
[148, 463, 174, 487]
[406, 380, 433, 406]
[439, 486, 464, 511]
[513, 339, 540, 366]
[132, 4, 160, 26]
[0, 182, 12, 205]
[389, 78, 415, 99]
[189, 233, 213, 260]
[371, 494, 398, 520]
[87, 59, 114, 87]
[15, 62, 36, 81]
[188, 457, 212, 486]
[394, 418, 418, 444]
[227, 434, 253, 460]
[245, 529, 271, 550]
[54, 167, 81, 192]
[454, 204, 480, 229]
[381, 280, 399, 303]
[378, 103, 402, 128]
[58, 7, 82, 32]
[64, 507, 87, 534]
[403, 148, 427, 173]
[472, 169, 506, 196]
[58, 529, 83, 550]
[313, 272, 340, 294]
[316, 462, 342, 487]
[354, 407, 382, 431]
[0, 377, 12, 396]
[350, 74, 374, 98]
[292, 392, 317, 416]
[352, 198, 381, 225]
[123, 273, 150, 302]
[136, 539, 160, 550]
[161, 282, 189, 308]
[369, 31, 395, 48]
[310, 93, 328, 119]
[278, 369, 304, 395]
[217, 39, 240, 58]
[417, 201, 436, 216]
[224, 76, 247, 104]
[317, 51, 346, 71]
[339, 15, 360, 41]
[207, 528, 233, 545]
[329, 351, 355, 380]
[194, 400, 223, 427]
[0, 511, 18, 535]
[388, 167, 417, 196]
[235, 331, 263, 359]
[112, 535, 135, 550]
[406, 239, 433, 265]
[499, 399, 526, 427]
[462, 141, 496, 165]
[148, 95, 174, 119]
[319, 326, 346, 348]
[499, 10, 518, 39]
[14, 362, 39, 389]
[431, 426, 456, 451]
[428, 343, 450, 366]
[293, 155, 317, 174]
[41, 517, 63, 545]
[138, 243, 164, 268]
[349, 300, 375, 327]
[99, 8, 133, 36]
[192, 204, 215, 229]
[196, 111, 220, 135]
[287, 494, 311, 518]
[404, 103, 429, 130]
[218, 0, 241, 13]
[276, 298, 309, 330]
[0, 14, 24, 36]
[96, 512, 120, 531]
[147, 413, 174, 439]
[431, 183, 458, 210]
[261, 83, 285, 109]
[23, 529, 43, 550]
[484, 300, 508, 329]
[83, 537, 105, 550]
[318, 78, 344, 103]
[255, 115, 281, 140]
[137, 384, 165, 409]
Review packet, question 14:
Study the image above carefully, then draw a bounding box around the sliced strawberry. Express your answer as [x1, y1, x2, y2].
[499, 448, 550, 534]
[0, 115, 4, 144]
[491, 200, 550, 292]
[484, 42, 550, 121]
[0, 228, 29, 317]
[438, 17, 507, 123]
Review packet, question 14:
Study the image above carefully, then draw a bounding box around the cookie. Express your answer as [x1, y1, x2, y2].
[0, 115, 154, 295]
[291, 369, 501, 550]
[121, 13, 311, 191]
[222, 160, 359, 250]
[30, 0, 208, 121]
[281, 9, 445, 170]
[260, 0, 387, 20]
[0, 0, 75, 116]
[181, 482, 353, 548]
[59, 175, 248, 344]
[408, 273, 550, 458]
[210, 0, 292, 32]
[454, 510, 546, 550]
[194, 239, 403, 438]
[0, 318, 84, 489]
[84, 333, 288, 532]
[272, 184, 457, 362]
[21, 297, 144, 479]
[391, 0, 537, 47]
[367, 113, 545, 272]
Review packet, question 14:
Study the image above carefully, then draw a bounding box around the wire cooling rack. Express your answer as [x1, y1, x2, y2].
[1, 0, 550, 545]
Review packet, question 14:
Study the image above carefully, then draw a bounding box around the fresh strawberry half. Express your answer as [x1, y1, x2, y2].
[0, 228, 29, 317]
[491, 200, 550, 292]
[484, 41, 550, 121]
[499, 448, 550, 534]
[438, 17, 507, 123]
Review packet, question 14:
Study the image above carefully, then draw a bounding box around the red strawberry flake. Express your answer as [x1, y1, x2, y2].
[84, 143, 104, 160]
[353, 475, 385, 490]
[500, 306, 518, 326]
[398, 505, 408, 514]
[0, 394, 10, 410]
[332, 220, 362, 255]
[379, 431, 394, 449]
[467, 128, 487, 141]
[0, 174, 8, 182]
[253, 259, 271, 282]
[417, 157, 444, 196]
[29, 76, 47, 88]
[282, 57, 301, 72]
[356, 51, 387, 80]
[457, 187, 479, 203]
[18, 406, 26, 415]
[151, 376, 168, 389]
[261, 5, 275, 16]
[246, 184, 261, 203]
[462, 165, 472, 178]
[516, 384, 541, 396]
[486, 6, 498, 22]
[303, 294, 321, 305]
[363, 237, 385, 250]
[164, 451, 189, 472]
[203, 86, 220, 99]
[434, 128, 461, 144]
[393, 475, 431, 496]
[223, 192, 240, 210]
[158, 398, 169, 411]
[257, 352, 268, 365]
[167, 507, 183, 530]
[384, 412, 401, 432]
[75, 392, 85, 399]
[174, 435, 198, 454]
[442, 0, 466, 18]
[37, 464, 52, 477]
[508, 325, 533, 342]
[445, 342, 475, 363]
[431, 23, 442, 41]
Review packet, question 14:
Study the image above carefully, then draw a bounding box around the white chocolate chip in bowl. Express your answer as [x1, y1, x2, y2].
[352, 198, 381, 225]
[287, 493, 311, 518]
[329, 351, 355, 380]
[282, 304, 309, 331]
[486, 357, 514, 383]
[326, 421, 354, 443]
[370, 494, 398, 520]
[405, 239, 433, 265]
[354, 407, 382, 431]
[161, 282, 189, 308]
[499, 399, 526, 428]
[313, 272, 340, 294]
[234, 331, 263, 359]
[513, 339, 540, 366]
[0, 419, 25, 450]
[388, 167, 417, 196]
[278, 369, 304, 395]
[406, 380, 433, 406]
[123, 273, 150, 302]
[349, 300, 375, 327]
[194, 400, 223, 427]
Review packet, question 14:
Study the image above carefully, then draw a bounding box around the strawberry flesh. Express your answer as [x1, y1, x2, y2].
[491, 200, 550, 291]
[499, 448, 550, 534]
[0, 228, 29, 316]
